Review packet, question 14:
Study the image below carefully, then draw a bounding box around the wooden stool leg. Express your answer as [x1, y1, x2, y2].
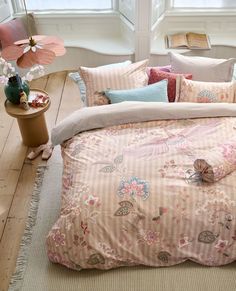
[17, 113, 49, 147]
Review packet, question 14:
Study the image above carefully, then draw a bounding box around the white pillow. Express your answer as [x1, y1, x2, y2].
[169, 52, 236, 82]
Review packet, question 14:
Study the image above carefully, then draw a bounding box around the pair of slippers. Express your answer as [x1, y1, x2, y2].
[27, 143, 54, 160]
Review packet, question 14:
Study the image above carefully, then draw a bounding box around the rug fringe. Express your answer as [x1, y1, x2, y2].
[8, 165, 47, 291]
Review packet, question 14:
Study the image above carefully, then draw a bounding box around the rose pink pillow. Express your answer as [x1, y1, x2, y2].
[146, 65, 171, 77]
[0, 18, 28, 49]
[177, 77, 236, 103]
[148, 68, 192, 102]
[79, 59, 149, 106]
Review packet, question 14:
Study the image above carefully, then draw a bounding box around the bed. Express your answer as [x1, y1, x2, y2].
[46, 102, 236, 270]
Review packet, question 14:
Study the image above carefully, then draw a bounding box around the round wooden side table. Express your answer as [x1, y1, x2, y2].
[4, 89, 51, 147]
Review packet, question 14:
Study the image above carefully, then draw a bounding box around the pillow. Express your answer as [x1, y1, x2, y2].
[177, 76, 235, 103]
[68, 72, 87, 104]
[146, 65, 171, 76]
[148, 68, 192, 102]
[0, 18, 28, 49]
[69, 60, 131, 106]
[79, 59, 149, 106]
[105, 80, 168, 104]
[169, 52, 236, 82]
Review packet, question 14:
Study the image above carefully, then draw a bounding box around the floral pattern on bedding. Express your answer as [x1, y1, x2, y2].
[47, 117, 236, 270]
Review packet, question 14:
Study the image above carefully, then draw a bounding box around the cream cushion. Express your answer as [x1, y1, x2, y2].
[169, 52, 236, 82]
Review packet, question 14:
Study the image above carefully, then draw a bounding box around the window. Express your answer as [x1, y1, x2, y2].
[172, 0, 236, 8]
[17, 0, 114, 11]
[151, 0, 166, 25]
[0, 0, 11, 21]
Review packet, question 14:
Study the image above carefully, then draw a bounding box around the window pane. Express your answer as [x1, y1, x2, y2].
[26, 0, 113, 10]
[173, 0, 236, 8]
[0, 0, 11, 21]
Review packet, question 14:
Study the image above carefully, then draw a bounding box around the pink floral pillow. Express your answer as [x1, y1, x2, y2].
[177, 77, 236, 103]
[0, 18, 28, 49]
[148, 68, 192, 102]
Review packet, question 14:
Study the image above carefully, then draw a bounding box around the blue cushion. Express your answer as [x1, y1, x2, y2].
[68, 72, 87, 104]
[105, 80, 169, 104]
[68, 60, 131, 106]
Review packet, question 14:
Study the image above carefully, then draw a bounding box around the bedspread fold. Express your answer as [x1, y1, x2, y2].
[51, 102, 236, 145]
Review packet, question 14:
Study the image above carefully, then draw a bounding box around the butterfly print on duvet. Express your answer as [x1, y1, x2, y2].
[124, 120, 220, 159]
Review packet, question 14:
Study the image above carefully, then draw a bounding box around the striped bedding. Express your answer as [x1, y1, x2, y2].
[47, 103, 236, 270]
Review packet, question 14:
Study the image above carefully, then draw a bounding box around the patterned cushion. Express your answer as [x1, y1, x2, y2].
[169, 52, 236, 82]
[79, 59, 149, 106]
[177, 77, 235, 103]
[148, 68, 192, 102]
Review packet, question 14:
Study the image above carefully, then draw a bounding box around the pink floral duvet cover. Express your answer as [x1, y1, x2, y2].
[47, 116, 236, 270]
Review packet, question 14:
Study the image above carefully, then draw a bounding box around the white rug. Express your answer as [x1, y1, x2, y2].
[9, 149, 236, 291]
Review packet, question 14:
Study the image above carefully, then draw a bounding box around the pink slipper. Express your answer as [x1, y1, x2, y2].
[42, 144, 54, 160]
[27, 144, 47, 160]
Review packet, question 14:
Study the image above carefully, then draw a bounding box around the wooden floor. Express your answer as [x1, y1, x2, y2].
[0, 71, 82, 291]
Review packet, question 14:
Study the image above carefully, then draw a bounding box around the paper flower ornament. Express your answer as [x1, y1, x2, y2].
[1, 35, 66, 68]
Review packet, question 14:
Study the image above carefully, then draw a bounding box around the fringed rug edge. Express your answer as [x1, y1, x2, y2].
[8, 165, 47, 291]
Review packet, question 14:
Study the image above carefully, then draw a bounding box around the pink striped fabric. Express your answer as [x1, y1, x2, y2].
[47, 116, 236, 270]
[79, 60, 149, 106]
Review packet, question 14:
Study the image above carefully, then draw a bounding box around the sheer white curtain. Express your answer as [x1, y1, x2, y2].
[26, 0, 113, 10]
[173, 0, 236, 8]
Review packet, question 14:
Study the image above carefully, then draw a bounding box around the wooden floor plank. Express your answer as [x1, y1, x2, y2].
[0, 161, 38, 290]
[0, 122, 29, 242]
[8, 162, 39, 219]
[30, 75, 49, 90]
[0, 87, 14, 156]
[56, 73, 82, 123]
[0, 217, 27, 291]
[0, 120, 28, 237]
[0, 195, 13, 241]
[0, 169, 21, 197]
[0, 120, 27, 242]
[44, 71, 67, 130]
[0, 122, 27, 172]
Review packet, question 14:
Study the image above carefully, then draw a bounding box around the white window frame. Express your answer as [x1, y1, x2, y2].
[11, 0, 118, 14]
[166, 0, 236, 15]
